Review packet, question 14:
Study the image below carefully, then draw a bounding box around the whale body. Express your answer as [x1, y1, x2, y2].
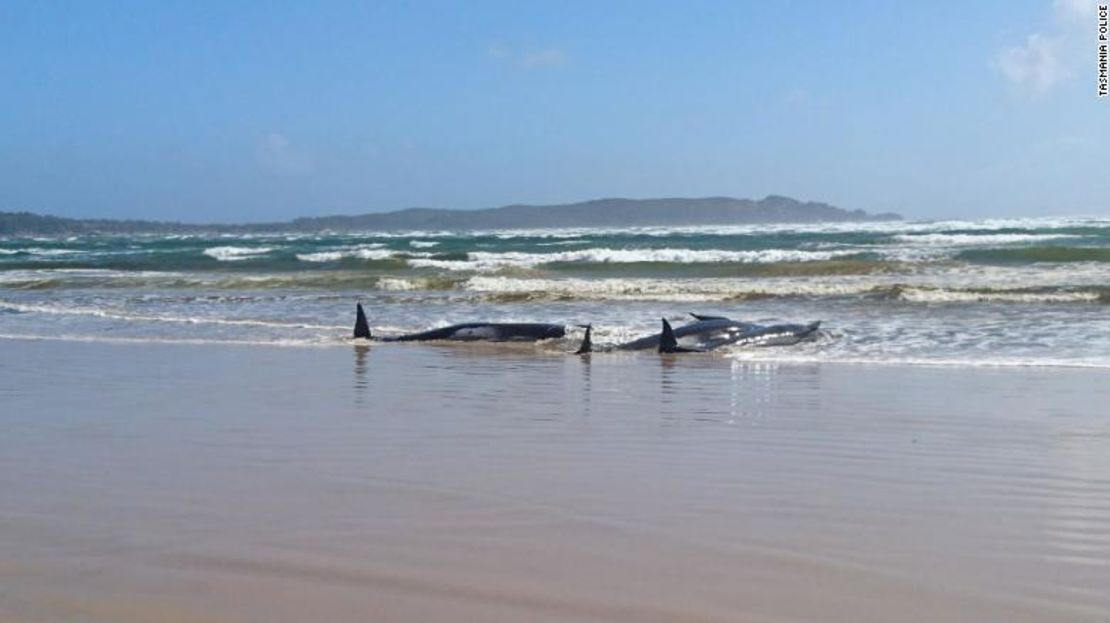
[617, 314, 761, 351]
[577, 312, 821, 354]
[354, 303, 565, 342]
[380, 322, 565, 342]
[353, 303, 818, 353]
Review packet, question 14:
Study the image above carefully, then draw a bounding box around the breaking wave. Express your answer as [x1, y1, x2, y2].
[462, 276, 1110, 304]
[408, 248, 860, 271]
[891, 233, 1081, 246]
[0, 299, 343, 330]
[203, 246, 274, 261]
[4, 216, 1110, 366]
[296, 245, 393, 262]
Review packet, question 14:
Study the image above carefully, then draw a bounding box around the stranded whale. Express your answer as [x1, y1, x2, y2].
[575, 312, 822, 354]
[353, 304, 819, 353]
[353, 303, 566, 342]
[614, 313, 760, 351]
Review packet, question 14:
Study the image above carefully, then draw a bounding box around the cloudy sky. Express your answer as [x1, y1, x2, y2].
[1, 0, 1107, 221]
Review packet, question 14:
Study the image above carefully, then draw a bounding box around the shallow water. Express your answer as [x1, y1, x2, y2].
[3, 216, 1110, 366]
[2, 340, 1108, 622]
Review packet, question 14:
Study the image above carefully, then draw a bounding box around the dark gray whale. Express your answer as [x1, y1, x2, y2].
[576, 312, 821, 354]
[616, 314, 760, 351]
[354, 303, 566, 342]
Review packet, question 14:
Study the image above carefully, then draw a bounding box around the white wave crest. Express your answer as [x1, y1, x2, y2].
[725, 351, 1110, 369]
[895, 287, 1100, 303]
[409, 247, 855, 271]
[426, 216, 1109, 240]
[375, 277, 446, 291]
[892, 233, 1078, 246]
[0, 299, 341, 329]
[19, 248, 81, 256]
[463, 276, 885, 301]
[536, 239, 588, 246]
[296, 247, 395, 262]
[409, 240, 440, 248]
[0, 333, 340, 347]
[463, 270, 1109, 303]
[203, 246, 273, 261]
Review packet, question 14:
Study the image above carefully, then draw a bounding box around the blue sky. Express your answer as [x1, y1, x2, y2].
[1, 0, 1107, 221]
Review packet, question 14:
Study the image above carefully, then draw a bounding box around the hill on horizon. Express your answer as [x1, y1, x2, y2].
[1, 195, 901, 235]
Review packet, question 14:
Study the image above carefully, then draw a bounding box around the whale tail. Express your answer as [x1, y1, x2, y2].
[659, 318, 700, 353]
[575, 324, 593, 354]
[354, 303, 372, 339]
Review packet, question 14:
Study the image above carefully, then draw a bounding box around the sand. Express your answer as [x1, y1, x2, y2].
[1, 339, 1108, 622]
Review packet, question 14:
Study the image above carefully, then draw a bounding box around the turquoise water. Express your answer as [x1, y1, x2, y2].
[2, 216, 1109, 365]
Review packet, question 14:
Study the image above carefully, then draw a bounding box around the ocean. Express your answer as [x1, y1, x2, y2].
[2, 216, 1109, 366]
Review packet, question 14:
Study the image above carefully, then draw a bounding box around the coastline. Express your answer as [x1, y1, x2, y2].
[2, 339, 1108, 622]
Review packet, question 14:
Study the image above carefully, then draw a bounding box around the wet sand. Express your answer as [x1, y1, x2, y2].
[1, 339, 1108, 622]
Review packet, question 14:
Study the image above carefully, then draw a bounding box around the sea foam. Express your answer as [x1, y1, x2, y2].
[203, 246, 274, 261]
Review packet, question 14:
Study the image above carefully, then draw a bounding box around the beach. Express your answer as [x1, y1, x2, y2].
[6, 1, 1109, 618]
[2, 338, 1107, 622]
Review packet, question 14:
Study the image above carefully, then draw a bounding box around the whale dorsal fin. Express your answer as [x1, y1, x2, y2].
[661, 318, 703, 353]
[659, 318, 680, 353]
[575, 324, 592, 355]
[689, 312, 729, 321]
[354, 303, 372, 339]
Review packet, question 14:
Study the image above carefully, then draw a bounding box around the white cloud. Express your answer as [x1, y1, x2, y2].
[1054, 0, 1098, 19]
[258, 132, 312, 175]
[488, 42, 567, 69]
[994, 33, 1070, 95]
[993, 0, 1094, 95]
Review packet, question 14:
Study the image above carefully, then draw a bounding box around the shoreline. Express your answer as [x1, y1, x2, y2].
[3, 333, 1109, 370]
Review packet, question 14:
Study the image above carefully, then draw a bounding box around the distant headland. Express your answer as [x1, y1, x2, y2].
[0, 195, 901, 235]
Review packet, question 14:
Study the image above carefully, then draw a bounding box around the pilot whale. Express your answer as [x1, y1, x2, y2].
[656, 316, 821, 352]
[615, 313, 760, 351]
[575, 312, 821, 354]
[354, 303, 566, 342]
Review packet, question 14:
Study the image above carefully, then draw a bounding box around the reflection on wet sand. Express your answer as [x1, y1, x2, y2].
[2, 340, 1109, 623]
[353, 344, 370, 403]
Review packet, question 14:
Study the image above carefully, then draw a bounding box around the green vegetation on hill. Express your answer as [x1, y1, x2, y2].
[1, 196, 901, 235]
